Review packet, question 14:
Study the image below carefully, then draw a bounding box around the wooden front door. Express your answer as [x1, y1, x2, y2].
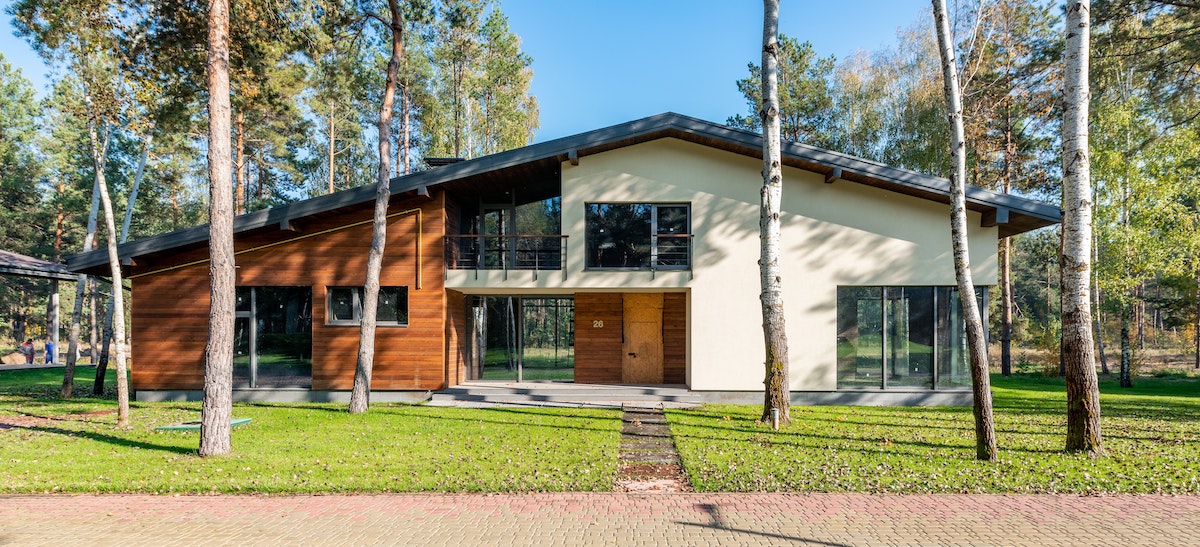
[622, 293, 664, 383]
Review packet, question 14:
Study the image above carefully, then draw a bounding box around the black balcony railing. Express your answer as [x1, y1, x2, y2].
[445, 235, 568, 277]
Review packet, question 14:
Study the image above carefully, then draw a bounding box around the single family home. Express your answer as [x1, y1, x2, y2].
[67, 113, 1060, 404]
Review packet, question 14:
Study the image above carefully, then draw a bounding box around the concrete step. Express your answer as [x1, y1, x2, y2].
[427, 383, 702, 409]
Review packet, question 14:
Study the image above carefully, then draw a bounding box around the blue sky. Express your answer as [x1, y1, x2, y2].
[1, 0, 932, 143]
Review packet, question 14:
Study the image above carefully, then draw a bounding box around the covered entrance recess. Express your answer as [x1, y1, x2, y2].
[574, 292, 686, 385]
[466, 296, 575, 381]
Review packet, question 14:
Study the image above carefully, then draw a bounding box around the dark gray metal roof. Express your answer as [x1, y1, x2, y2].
[0, 250, 78, 281]
[67, 112, 1061, 273]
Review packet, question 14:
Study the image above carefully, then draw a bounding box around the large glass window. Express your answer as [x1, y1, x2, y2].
[234, 287, 312, 388]
[836, 286, 985, 390]
[326, 286, 409, 326]
[585, 203, 691, 269]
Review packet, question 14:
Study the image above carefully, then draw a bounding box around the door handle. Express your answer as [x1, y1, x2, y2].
[627, 352, 637, 358]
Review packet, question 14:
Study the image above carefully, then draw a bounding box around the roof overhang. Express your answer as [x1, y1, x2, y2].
[68, 112, 1060, 275]
[0, 250, 78, 281]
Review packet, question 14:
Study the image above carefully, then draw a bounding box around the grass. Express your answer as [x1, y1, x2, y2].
[5, 366, 1200, 494]
[0, 367, 620, 494]
[668, 374, 1200, 493]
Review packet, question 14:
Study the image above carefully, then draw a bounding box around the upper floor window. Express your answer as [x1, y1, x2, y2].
[585, 203, 691, 270]
[327, 286, 408, 326]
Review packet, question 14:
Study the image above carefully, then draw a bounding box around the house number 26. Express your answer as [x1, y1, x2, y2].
[592, 320, 604, 328]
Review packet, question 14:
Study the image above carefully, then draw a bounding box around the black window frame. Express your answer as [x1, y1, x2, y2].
[584, 202, 692, 270]
[326, 286, 409, 327]
[835, 285, 986, 391]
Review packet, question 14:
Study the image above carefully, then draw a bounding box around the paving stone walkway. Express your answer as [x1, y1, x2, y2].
[615, 407, 690, 492]
[1, 493, 1197, 546]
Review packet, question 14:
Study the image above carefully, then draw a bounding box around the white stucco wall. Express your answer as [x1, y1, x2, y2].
[446, 138, 999, 391]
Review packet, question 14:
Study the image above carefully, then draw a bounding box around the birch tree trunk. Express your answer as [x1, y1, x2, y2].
[758, 0, 791, 426]
[349, 0, 404, 414]
[94, 132, 153, 397]
[932, 0, 997, 461]
[84, 99, 130, 427]
[327, 99, 336, 194]
[62, 176, 102, 398]
[234, 110, 246, 214]
[1062, 0, 1104, 455]
[200, 0, 236, 457]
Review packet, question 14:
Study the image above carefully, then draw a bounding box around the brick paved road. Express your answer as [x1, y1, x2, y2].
[2, 493, 1197, 546]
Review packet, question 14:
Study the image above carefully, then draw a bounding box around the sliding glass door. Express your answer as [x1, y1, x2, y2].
[467, 296, 574, 381]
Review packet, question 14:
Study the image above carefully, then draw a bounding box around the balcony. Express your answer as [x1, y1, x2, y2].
[445, 235, 568, 279]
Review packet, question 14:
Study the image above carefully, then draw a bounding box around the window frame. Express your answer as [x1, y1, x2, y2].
[326, 286, 409, 327]
[835, 285, 986, 391]
[584, 202, 692, 271]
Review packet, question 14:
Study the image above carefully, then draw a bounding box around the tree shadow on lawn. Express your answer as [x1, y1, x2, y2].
[228, 403, 621, 435]
[14, 423, 195, 455]
[398, 406, 622, 436]
[669, 410, 1072, 455]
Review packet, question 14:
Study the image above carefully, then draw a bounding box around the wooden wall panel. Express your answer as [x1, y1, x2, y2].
[129, 193, 449, 392]
[130, 268, 209, 390]
[662, 292, 687, 384]
[445, 290, 467, 387]
[573, 293, 623, 383]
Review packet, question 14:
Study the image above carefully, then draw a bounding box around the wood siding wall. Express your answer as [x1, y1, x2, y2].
[445, 289, 467, 387]
[573, 293, 624, 383]
[663, 292, 686, 384]
[129, 193, 448, 392]
[573, 292, 687, 385]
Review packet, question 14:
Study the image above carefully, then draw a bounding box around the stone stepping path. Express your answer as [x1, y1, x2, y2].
[615, 406, 691, 492]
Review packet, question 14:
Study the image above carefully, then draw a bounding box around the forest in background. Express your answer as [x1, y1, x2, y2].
[1, 0, 537, 357]
[2, 0, 1198, 380]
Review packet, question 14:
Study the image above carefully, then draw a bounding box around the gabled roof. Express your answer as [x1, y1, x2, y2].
[67, 112, 1060, 273]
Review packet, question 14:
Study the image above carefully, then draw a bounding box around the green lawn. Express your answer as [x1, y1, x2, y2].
[0, 368, 619, 494]
[5, 367, 1199, 494]
[668, 375, 1200, 493]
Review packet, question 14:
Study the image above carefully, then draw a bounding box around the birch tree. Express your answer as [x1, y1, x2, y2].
[349, 0, 405, 414]
[200, 0, 236, 456]
[759, 0, 790, 426]
[932, 0, 996, 461]
[1061, 0, 1103, 455]
[87, 94, 130, 427]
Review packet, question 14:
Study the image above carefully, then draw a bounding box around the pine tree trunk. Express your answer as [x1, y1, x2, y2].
[62, 177, 102, 398]
[1001, 101, 1014, 377]
[200, 0, 236, 457]
[93, 311, 110, 396]
[758, 0, 790, 426]
[1061, 0, 1104, 455]
[933, 0, 997, 461]
[1094, 225, 1109, 374]
[350, 0, 404, 414]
